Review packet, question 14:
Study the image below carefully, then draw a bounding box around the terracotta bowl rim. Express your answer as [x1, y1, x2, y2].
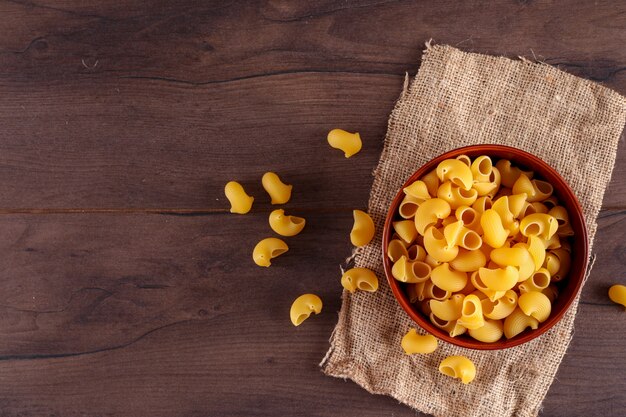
[381, 144, 589, 350]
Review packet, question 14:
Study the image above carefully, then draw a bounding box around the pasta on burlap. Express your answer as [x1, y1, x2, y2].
[321, 44, 626, 417]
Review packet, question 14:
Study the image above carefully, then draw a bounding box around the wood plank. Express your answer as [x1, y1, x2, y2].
[0, 209, 622, 415]
[0, 0, 624, 209]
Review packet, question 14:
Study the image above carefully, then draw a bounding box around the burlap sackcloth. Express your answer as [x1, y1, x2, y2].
[320, 43, 626, 417]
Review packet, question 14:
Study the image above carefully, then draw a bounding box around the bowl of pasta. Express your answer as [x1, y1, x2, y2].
[382, 145, 588, 350]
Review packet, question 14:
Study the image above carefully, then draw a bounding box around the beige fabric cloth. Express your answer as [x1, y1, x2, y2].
[321, 44, 626, 417]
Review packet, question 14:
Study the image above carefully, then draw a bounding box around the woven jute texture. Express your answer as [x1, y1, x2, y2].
[321, 44, 626, 417]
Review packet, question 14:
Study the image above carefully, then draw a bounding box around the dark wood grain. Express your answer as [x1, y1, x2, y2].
[0, 0, 624, 416]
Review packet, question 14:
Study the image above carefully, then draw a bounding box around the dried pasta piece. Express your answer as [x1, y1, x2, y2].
[439, 356, 476, 384]
[401, 329, 438, 354]
[455, 206, 481, 232]
[268, 209, 306, 237]
[290, 294, 322, 326]
[430, 314, 467, 337]
[431, 263, 468, 292]
[224, 181, 254, 214]
[351, 210, 375, 247]
[393, 219, 418, 244]
[520, 213, 558, 240]
[262, 172, 292, 204]
[398, 194, 422, 219]
[403, 180, 431, 202]
[341, 267, 379, 293]
[608, 284, 626, 308]
[468, 318, 504, 343]
[490, 246, 534, 281]
[437, 181, 478, 209]
[253, 237, 288, 267]
[512, 174, 537, 202]
[421, 169, 441, 197]
[391, 256, 432, 283]
[472, 167, 501, 198]
[327, 128, 362, 158]
[430, 294, 464, 321]
[436, 159, 473, 190]
[504, 307, 539, 339]
[518, 291, 552, 322]
[456, 154, 472, 167]
[470, 155, 493, 182]
[450, 248, 487, 272]
[407, 244, 427, 262]
[478, 266, 518, 291]
[480, 209, 508, 248]
[526, 235, 546, 271]
[387, 239, 409, 262]
[457, 294, 484, 329]
[481, 290, 517, 320]
[530, 179, 553, 201]
[424, 226, 459, 263]
[518, 269, 551, 293]
[550, 248, 571, 281]
[414, 198, 451, 235]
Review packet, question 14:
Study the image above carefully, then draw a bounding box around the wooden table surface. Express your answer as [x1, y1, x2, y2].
[1, 1, 625, 416]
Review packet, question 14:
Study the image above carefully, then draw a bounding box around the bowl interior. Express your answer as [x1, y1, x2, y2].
[382, 144, 588, 350]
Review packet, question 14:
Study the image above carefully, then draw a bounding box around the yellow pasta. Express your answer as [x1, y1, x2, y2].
[421, 169, 441, 197]
[387, 239, 409, 262]
[549, 206, 575, 237]
[550, 248, 571, 282]
[393, 219, 418, 244]
[512, 174, 536, 201]
[456, 154, 472, 167]
[437, 158, 473, 190]
[450, 248, 487, 272]
[422, 280, 451, 300]
[608, 284, 626, 308]
[480, 209, 509, 248]
[543, 233, 561, 250]
[518, 291, 552, 323]
[351, 210, 375, 247]
[424, 227, 459, 263]
[543, 252, 560, 277]
[457, 294, 484, 329]
[398, 194, 422, 219]
[472, 167, 501, 197]
[341, 267, 379, 293]
[472, 196, 493, 214]
[478, 266, 518, 291]
[290, 294, 322, 326]
[268, 209, 306, 237]
[431, 263, 468, 292]
[496, 159, 533, 188]
[503, 307, 539, 339]
[520, 213, 558, 240]
[439, 356, 476, 384]
[481, 289, 517, 320]
[444, 220, 482, 250]
[414, 198, 451, 235]
[327, 128, 362, 158]
[456, 206, 481, 232]
[406, 283, 420, 303]
[224, 181, 254, 214]
[430, 294, 464, 321]
[471, 270, 507, 301]
[430, 314, 467, 337]
[518, 268, 551, 293]
[407, 244, 427, 262]
[392, 256, 432, 283]
[437, 181, 478, 209]
[253, 237, 288, 267]
[401, 329, 438, 354]
[492, 196, 515, 227]
[526, 235, 546, 271]
[471, 155, 493, 182]
[490, 246, 534, 281]
[468, 318, 504, 343]
[262, 172, 292, 204]
[530, 179, 553, 202]
[404, 180, 431, 202]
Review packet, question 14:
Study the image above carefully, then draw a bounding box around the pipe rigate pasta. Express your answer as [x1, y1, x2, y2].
[503, 307, 539, 338]
[468, 318, 503, 343]
[450, 248, 487, 272]
[224, 181, 254, 214]
[403, 180, 431, 202]
[608, 285, 626, 308]
[261, 172, 292, 205]
[289, 294, 322, 326]
[518, 291, 552, 322]
[393, 219, 418, 244]
[268, 209, 306, 237]
[341, 267, 379, 293]
[439, 356, 476, 384]
[414, 198, 451, 235]
[436, 159, 473, 190]
[351, 210, 375, 247]
[387, 239, 409, 262]
[424, 227, 459, 263]
[480, 209, 509, 248]
[253, 237, 288, 267]
[326, 128, 362, 158]
[430, 263, 468, 292]
[388, 155, 575, 343]
[430, 294, 464, 321]
[437, 181, 478, 208]
[401, 329, 438, 354]
[430, 314, 467, 337]
[457, 294, 484, 329]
